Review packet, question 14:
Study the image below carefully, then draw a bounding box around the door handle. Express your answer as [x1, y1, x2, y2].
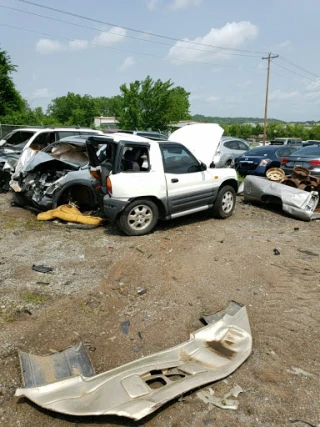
[171, 178, 179, 183]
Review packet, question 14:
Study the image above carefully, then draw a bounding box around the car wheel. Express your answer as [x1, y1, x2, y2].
[213, 185, 236, 219]
[118, 199, 159, 236]
[11, 192, 29, 207]
[225, 159, 234, 168]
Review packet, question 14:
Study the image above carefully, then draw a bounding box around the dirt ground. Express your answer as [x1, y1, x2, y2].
[0, 192, 319, 427]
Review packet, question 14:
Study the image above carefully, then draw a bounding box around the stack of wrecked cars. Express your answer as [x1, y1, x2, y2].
[9, 123, 239, 234]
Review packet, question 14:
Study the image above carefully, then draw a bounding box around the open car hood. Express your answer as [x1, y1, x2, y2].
[169, 124, 224, 166]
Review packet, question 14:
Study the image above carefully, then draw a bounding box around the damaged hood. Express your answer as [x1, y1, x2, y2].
[23, 151, 81, 173]
[169, 123, 224, 165]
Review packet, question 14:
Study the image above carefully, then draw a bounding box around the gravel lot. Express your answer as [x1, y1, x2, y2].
[0, 192, 319, 427]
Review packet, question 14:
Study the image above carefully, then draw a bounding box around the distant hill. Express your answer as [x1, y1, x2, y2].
[191, 115, 285, 125]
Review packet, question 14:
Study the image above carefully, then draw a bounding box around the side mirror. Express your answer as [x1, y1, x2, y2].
[200, 162, 207, 171]
[209, 161, 216, 169]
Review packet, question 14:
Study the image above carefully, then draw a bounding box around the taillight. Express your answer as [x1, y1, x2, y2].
[281, 158, 288, 164]
[106, 176, 112, 194]
[90, 170, 100, 180]
[259, 159, 271, 166]
[309, 159, 320, 166]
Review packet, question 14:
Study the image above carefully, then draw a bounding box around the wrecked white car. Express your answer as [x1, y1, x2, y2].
[9, 135, 103, 211]
[243, 175, 320, 221]
[87, 124, 239, 236]
[15, 301, 252, 421]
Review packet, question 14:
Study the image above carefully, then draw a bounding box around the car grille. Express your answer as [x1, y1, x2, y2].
[238, 162, 257, 171]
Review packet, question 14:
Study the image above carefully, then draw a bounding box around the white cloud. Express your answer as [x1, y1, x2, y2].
[170, 0, 202, 10]
[120, 56, 136, 71]
[269, 90, 300, 101]
[146, 0, 161, 10]
[93, 27, 126, 46]
[36, 39, 64, 54]
[306, 78, 320, 93]
[31, 88, 52, 99]
[207, 95, 220, 102]
[36, 27, 126, 54]
[238, 80, 252, 88]
[167, 21, 258, 63]
[68, 39, 89, 51]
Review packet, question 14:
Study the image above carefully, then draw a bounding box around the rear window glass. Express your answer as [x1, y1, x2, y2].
[292, 146, 320, 156]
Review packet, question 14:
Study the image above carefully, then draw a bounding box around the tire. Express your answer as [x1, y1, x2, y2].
[213, 185, 236, 219]
[118, 199, 159, 236]
[11, 191, 29, 207]
[225, 159, 234, 168]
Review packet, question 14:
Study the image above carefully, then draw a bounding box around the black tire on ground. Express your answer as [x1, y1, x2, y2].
[212, 185, 236, 219]
[118, 199, 159, 236]
[11, 192, 29, 207]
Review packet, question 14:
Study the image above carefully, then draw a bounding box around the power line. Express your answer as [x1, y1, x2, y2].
[14, 1, 320, 81]
[273, 62, 318, 83]
[0, 4, 263, 59]
[0, 22, 266, 72]
[278, 55, 319, 79]
[17, 0, 269, 55]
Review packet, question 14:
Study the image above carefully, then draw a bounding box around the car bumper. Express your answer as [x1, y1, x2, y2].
[103, 196, 130, 220]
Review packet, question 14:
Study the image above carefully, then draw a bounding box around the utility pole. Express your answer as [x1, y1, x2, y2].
[262, 53, 278, 145]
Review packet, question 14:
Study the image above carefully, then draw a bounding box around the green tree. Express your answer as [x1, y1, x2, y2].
[115, 76, 190, 130]
[0, 48, 25, 118]
[47, 92, 100, 126]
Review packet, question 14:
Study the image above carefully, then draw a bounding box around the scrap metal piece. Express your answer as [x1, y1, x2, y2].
[31, 264, 53, 274]
[244, 176, 320, 221]
[15, 301, 252, 421]
[197, 384, 244, 410]
[19, 341, 95, 388]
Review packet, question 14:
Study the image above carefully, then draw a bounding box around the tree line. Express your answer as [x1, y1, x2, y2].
[1, 47, 320, 140]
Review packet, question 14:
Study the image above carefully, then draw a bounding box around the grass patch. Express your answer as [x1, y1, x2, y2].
[21, 292, 48, 304]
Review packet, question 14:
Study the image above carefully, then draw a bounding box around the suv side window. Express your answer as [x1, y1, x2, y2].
[57, 131, 77, 139]
[161, 145, 201, 174]
[224, 140, 239, 150]
[5, 130, 36, 146]
[30, 132, 55, 150]
[120, 146, 150, 172]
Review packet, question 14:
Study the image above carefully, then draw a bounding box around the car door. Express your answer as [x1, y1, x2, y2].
[160, 144, 215, 215]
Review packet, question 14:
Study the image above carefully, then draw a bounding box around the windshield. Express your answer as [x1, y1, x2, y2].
[2, 130, 36, 146]
[291, 146, 320, 156]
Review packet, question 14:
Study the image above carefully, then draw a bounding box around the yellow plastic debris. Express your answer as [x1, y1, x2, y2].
[37, 205, 103, 226]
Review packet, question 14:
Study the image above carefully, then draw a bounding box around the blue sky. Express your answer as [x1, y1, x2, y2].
[1, 0, 320, 121]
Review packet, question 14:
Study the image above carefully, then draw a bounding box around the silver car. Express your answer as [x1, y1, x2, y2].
[213, 136, 250, 168]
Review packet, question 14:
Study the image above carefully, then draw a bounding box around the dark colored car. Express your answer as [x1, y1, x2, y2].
[280, 145, 320, 177]
[302, 140, 320, 147]
[235, 145, 298, 176]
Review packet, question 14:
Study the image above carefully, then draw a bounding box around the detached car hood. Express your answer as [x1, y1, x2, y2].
[169, 124, 224, 166]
